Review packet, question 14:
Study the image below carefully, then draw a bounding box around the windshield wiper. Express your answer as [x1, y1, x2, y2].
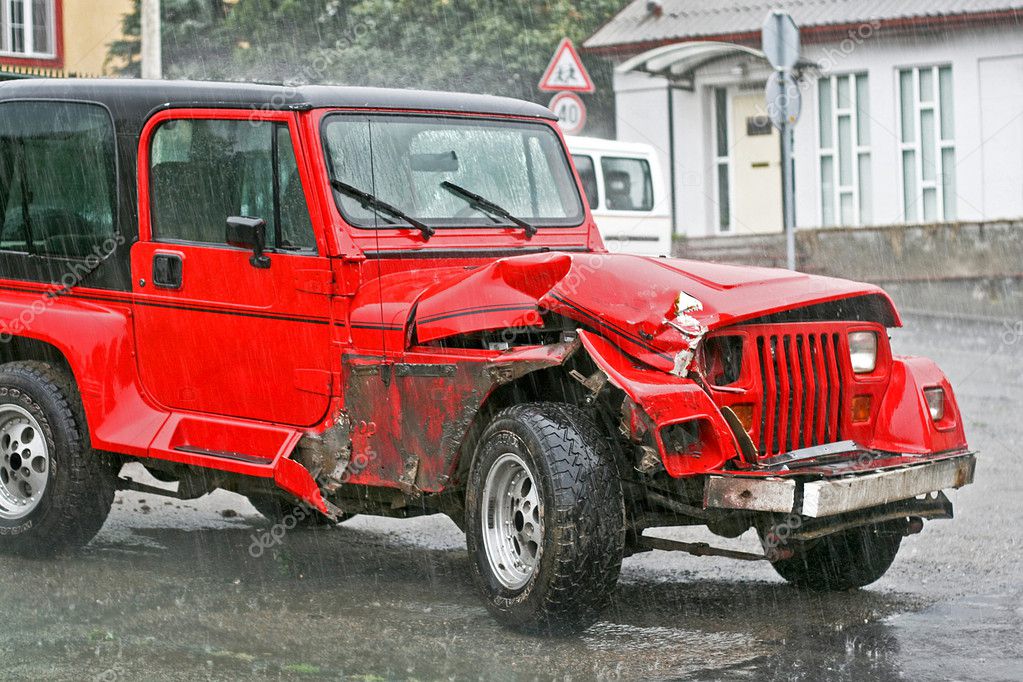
[330, 179, 435, 241]
[440, 181, 538, 240]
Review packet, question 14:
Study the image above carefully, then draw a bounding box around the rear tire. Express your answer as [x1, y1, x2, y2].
[0, 362, 116, 557]
[466, 403, 625, 635]
[765, 521, 904, 590]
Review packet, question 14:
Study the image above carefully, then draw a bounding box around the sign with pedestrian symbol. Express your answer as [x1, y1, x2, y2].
[538, 38, 595, 93]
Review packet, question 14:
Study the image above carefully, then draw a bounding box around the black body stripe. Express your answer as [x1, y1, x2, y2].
[417, 303, 538, 324]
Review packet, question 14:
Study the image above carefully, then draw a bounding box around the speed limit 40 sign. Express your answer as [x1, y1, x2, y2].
[549, 92, 587, 136]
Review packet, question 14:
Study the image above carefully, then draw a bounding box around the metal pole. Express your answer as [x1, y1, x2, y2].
[780, 116, 797, 270]
[667, 85, 678, 236]
[141, 0, 162, 80]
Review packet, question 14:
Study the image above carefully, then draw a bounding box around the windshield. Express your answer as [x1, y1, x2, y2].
[321, 114, 584, 230]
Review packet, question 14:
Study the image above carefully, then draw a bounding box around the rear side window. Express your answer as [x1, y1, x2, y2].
[602, 156, 654, 211]
[149, 118, 316, 252]
[0, 101, 118, 259]
[571, 154, 599, 209]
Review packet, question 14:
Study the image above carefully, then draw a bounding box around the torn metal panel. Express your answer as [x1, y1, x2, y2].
[790, 493, 954, 542]
[341, 341, 579, 494]
[577, 329, 740, 475]
[667, 291, 708, 378]
[295, 413, 353, 495]
[398, 451, 421, 496]
[485, 339, 580, 385]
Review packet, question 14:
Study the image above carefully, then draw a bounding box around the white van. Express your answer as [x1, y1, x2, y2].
[567, 136, 672, 258]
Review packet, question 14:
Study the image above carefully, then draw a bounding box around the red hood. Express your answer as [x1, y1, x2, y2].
[353, 252, 899, 372]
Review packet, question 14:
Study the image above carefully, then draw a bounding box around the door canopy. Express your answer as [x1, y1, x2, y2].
[617, 41, 770, 90]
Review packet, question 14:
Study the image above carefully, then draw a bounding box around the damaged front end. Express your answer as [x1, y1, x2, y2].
[287, 251, 975, 551]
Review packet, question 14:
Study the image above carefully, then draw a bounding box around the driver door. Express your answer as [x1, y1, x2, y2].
[131, 110, 334, 427]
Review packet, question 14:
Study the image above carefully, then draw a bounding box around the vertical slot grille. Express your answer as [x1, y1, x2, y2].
[755, 330, 845, 458]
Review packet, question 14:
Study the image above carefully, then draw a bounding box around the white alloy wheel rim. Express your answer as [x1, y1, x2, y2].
[0, 405, 50, 521]
[481, 451, 543, 590]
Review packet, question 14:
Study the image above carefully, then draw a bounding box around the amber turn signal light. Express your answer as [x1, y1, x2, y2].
[731, 404, 755, 431]
[851, 395, 872, 423]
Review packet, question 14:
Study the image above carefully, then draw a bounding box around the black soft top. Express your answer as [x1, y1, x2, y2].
[0, 79, 557, 131]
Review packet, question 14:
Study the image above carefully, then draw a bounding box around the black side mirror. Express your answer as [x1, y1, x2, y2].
[226, 216, 271, 269]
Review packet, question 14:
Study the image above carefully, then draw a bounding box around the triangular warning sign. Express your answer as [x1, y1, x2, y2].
[538, 38, 594, 93]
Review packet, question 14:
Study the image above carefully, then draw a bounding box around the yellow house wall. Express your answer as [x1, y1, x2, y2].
[62, 0, 133, 76]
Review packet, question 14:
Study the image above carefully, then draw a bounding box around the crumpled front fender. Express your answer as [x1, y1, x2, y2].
[578, 330, 740, 476]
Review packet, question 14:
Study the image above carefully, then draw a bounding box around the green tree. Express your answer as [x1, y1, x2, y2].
[109, 0, 626, 135]
[106, 0, 234, 78]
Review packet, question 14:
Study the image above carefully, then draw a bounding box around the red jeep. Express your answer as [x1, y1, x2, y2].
[0, 79, 975, 633]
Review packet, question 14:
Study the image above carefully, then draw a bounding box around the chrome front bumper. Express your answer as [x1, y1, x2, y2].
[704, 452, 977, 518]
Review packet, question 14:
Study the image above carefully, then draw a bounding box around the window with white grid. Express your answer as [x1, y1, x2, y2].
[713, 87, 731, 232]
[818, 73, 871, 226]
[0, 0, 54, 58]
[898, 65, 956, 222]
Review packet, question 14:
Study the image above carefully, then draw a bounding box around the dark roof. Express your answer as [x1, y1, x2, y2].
[585, 0, 1023, 52]
[0, 78, 557, 125]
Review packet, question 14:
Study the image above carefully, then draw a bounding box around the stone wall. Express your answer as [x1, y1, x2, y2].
[674, 220, 1023, 321]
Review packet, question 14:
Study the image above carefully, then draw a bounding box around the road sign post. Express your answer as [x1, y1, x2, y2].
[549, 92, 587, 136]
[538, 39, 595, 93]
[762, 10, 801, 271]
[540, 38, 594, 136]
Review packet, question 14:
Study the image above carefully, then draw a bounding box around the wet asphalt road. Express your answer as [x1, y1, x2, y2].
[0, 315, 1020, 681]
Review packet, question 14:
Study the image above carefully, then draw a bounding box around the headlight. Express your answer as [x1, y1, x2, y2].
[924, 387, 946, 421]
[848, 331, 878, 373]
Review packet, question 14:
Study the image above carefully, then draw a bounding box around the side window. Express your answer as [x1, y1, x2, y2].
[0, 101, 117, 259]
[276, 126, 316, 251]
[149, 118, 316, 252]
[602, 157, 654, 212]
[571, 154, 599, 209]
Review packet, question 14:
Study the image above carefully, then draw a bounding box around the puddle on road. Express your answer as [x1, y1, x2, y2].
[3, 480, 1018, 681]
[886, 593, 1023, 682]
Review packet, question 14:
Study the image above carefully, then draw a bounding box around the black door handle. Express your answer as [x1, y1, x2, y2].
[152, 253, 183, 289]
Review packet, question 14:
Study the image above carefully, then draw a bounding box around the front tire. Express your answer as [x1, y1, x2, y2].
[0, 362, 116, 557]
[765, 521, 904, 590]
[466, 403, 625, 635]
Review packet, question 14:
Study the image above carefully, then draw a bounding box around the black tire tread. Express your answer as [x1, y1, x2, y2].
[0, 361, 116, 557]
[468, 402, 626, 634]
[768, 521, 903, 591]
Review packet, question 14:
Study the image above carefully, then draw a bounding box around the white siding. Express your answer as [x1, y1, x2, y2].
[612, 70, 675, 229]
[979, 54, 1023, 219]
[611, 21, 1023, 235]
[795, 23, 1023, 228]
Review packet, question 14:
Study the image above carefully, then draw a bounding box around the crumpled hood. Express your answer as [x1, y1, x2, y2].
[362, 251, 898, 373]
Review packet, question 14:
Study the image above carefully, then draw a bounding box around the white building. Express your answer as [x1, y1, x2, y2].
[584, 0, 1023, 237]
